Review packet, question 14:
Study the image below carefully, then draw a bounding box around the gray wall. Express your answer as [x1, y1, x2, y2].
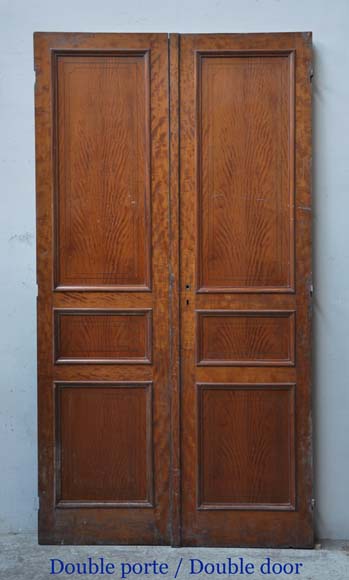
[1, 0, 348, 539]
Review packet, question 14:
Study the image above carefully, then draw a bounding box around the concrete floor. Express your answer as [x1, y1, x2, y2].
[0, 534, 348, 580]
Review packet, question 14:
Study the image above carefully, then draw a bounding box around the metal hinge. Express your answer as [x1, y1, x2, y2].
[311, 498, 316, 510]
[309, 64, 314, 83]
[309, 283, 314, 298]
[35, 496, 40, 511]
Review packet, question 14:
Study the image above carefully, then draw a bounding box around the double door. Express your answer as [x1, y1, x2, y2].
[35, 32, 313, 547]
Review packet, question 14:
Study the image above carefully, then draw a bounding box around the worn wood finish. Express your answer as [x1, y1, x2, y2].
[36, 31, 313, 548]
[57, 383, 153, 506]
[169, 33, 181, 547]
[35, 32, 171, 544]
[54, 309, 152, 364]
[197, 52, 295, 293]
[179, 33, 313, 547]
[197, 384, 295, 510]
[196, 310, 295, 366]
[55, 52, 151, 290]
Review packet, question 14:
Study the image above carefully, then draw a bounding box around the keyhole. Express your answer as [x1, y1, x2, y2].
[186, 283, 190, 305]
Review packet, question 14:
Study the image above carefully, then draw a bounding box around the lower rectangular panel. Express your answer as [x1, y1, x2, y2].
[181, 381, 312, 548]
[197, 384, 296, 510]
[55, 382, 153, 507]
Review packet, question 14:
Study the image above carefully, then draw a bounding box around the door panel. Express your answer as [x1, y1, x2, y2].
[55, 53, 151, 290]
[197, 384, 295, 509]
[179, 33, 313, 547]
[196, 310, 295, 366]
[35, 33, 170, 544]
[54, 309, 152, 364]
[197, 52, 294, 292]
[57, 383, 153, 506]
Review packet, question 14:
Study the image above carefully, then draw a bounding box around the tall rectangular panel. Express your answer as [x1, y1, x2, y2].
[54, 52, 151, 290]
[197, 384, 295, 510]
[197, 52, 294, 292]
[56, 383, 153, 507]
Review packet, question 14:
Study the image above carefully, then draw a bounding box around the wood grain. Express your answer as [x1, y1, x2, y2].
[56, 382, 153, 506]
[197, 384, 295, 509]
[197, 52, 295, 292]
[179, 33, 313, 548]
[35, 32, 171, 545]
[54, 52, 151, 290]
[196, 310, 295, 366]
[169, 33, 181, 547]
[54, 309, 152, 364]
[35, 31, 313, 548]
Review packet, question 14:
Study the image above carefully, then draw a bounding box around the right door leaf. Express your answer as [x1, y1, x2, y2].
[178, 32, 313, 548]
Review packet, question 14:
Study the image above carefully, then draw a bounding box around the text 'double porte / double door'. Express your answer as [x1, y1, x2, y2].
[35, 32, 313, 547]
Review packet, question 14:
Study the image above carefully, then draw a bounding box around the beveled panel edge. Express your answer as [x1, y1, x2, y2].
[196, 382, 296, 511]
[51, 48, 151, 57]
[195, 49, 296, 294]
[54, 285, 152, 293]
[195, 49, 296, 57]
[53, 308, 153, 365]
[196, 309, 296, 367]
[56, 500, 153, 509]
[51, 49, 152, 292]
[54, 380, 154, 509]
[198, 502, 295, 512]
[196, 286, 296, 294]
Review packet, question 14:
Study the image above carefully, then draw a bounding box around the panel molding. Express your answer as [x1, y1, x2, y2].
[196, 310, 296, 366]
[54, 308, 152, 364]
[196, 50, 295, 293]
[196, 383, 296, 511]
[52, 49, 152, 291]
[54, 381, 154, 508]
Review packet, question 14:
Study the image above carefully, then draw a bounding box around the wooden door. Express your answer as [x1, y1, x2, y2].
[35, 31, 313, 548]
[178, 33, 313, 547]
[35, 33, 171, 544]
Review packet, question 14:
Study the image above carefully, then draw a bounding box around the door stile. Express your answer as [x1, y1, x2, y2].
[169, 32, 181, 547]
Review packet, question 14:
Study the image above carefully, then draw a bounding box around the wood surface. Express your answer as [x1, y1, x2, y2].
[179, 32, 313, 548]
[197, 384, 295, 510]
[35, 32, 171, 545]
[196, 310, 295, 366]
[35, 31, 313, 547]
[54, 309, 152, 364]
[57, 383, 153, 506]
[169, 33, 181, 547]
